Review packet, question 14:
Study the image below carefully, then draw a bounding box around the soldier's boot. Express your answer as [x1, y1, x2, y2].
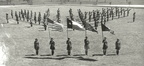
[52, 50, 54, 55]
[116, 50, 119, 55]
[36, 50, 38, 55]
[68, 51, 71, 55]
[85, 50, 88, 55]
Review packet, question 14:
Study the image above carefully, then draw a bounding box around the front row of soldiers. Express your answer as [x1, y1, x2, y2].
[34, 37, 121, 56]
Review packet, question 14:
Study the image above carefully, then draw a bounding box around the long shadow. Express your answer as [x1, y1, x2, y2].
[107, 54, 116, 56]
[56, 54, 68, 57]
[40, 54, 52, 56]
[73, 54, 85, 56]
[24, 56, 64, 60]
[78, 57, 97, 61]
[25, 54, 36, 56]
[92, 54, 103, 56]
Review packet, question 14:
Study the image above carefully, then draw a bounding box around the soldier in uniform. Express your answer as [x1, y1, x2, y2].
[127, 8, 131, 16]
[19, 11, 21, 20]
[34, 38, 39, 55]
[26, 10, 29, 22]
[30, 18, 33, 27]
[11, 10, 13, 18]
[133, 12, 136, 22]
[43, 22, 47, 30]
[15, 11, 19, 24]
[89, 11, 92, 22]
[115, 39, 121, 55]
[84, 11, 87, 20]
[6, 13, 9, 23]
[102, 37, 108, 55]
[49, 38, 55, 55]
[38, 12, 41, 25]
[34, 12, 37, 23]
[66, 38, 72, 55]
[57, 8, 61, 23]
[84, 37, 90, 55]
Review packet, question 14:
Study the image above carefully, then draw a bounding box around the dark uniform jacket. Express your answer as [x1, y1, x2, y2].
[102, 40, 108, 49]
[66, 40, 72, 50]
[115, 41, 121, 50]
[84, 39, 90, 50]
[34, 41, 39, 50]
[50, 41, 55, 50]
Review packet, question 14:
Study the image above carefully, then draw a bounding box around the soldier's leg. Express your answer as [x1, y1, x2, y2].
[36, 50, 38, 55]
[68, 50, 71, 55]
[116, 50, 119, 55]
[52, 50, 54, 55]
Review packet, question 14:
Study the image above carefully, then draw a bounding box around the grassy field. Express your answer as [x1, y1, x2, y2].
[0, 5, 144, 66]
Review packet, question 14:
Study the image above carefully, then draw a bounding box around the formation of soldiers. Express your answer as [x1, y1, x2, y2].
[5, 7, 136, 56]
[34, 36, 121, 56]
[7, 8, 61, 30]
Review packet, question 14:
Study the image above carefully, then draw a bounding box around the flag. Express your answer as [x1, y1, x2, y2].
[52, 21, 64, 32]
[72, 21, 85, 31]
[101, 23, 110, 31]
[47, 18, 54, 24]
[67, 18, 72, 28]
[67, 18, 85, 31]
[81, 20, 98, 33]
[85, 22, 98, 33]
[101, 23, 115, 35]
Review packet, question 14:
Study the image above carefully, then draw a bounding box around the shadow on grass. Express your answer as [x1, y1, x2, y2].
[25, 54, 36, 56]
[107, 54, 116, 56]
[40, 54, 52, 56]
[24, 54, 97, 61]
[24, 56, 64, 60]
[92, 54, 103, 56]
[73, 54, 85, 56]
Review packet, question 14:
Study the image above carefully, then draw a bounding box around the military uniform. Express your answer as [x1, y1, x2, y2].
[34, 39, 39, 55]
[34, 12, 37, 23]
[115, 39, 121, 55]
[102, 38, 108, 55]
[49, 38, 55, 55]
[66, 38, 72, 55]
[38, 12, 41, 25]
[11, 10, 13, 18]
[6, 13, 9, 23]
[84, 37, 90, 55]
[133, 12, 136, 22]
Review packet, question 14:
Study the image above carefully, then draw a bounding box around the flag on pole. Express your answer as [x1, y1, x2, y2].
[47, 18, 54, 24]
[47, 18, 64, 32]
[101, 23, 110, 31]
[101, 23, 115, 35]
[81, 20, 98, 33]
[67, 18, 85, 31]
[67, 18, 73, 28]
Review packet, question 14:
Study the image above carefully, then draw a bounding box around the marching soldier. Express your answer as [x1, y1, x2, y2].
[24, 9, 26, 18]
[69, 8, 74, 20]
[43, 13, 46, 23]
[34, 12, 37, 23]
[102, 37, 108, 55]
[15, 11, 19, 24]
[11, 10, 13, 18]
[34, 38, 39, 55]
[19, 11, 21, 20]
[84, 11, 87, 20]
[49, 38, 55, 55]
[89, 11, 92, 22]
[84, 37, 90, 55]
[38, 12, 41, 25]
[31, 10, 33, 19]
[133, 12, 136, 22]
[127, 8, 131, 16]
[66, 38, 72, 55]
[6, 13, 9, 23]
[30, 18, 33, 27]
[26, 10, 29, 22]
[115, 39, 121, 55]
[43, 22, 47, 30]
[57, 8, 61, 23]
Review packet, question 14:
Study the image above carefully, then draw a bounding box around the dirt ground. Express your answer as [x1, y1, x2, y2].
[0, 5, 144, 66]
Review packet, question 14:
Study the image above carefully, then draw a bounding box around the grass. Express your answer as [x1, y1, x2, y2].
[0, 5, 144, 66]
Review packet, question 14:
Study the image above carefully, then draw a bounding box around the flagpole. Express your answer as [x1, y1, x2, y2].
[101, 21, 104, 40]
[47, 22, 51, 39]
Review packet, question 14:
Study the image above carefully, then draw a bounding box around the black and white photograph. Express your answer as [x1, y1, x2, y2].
[0, 0, 144, 66]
